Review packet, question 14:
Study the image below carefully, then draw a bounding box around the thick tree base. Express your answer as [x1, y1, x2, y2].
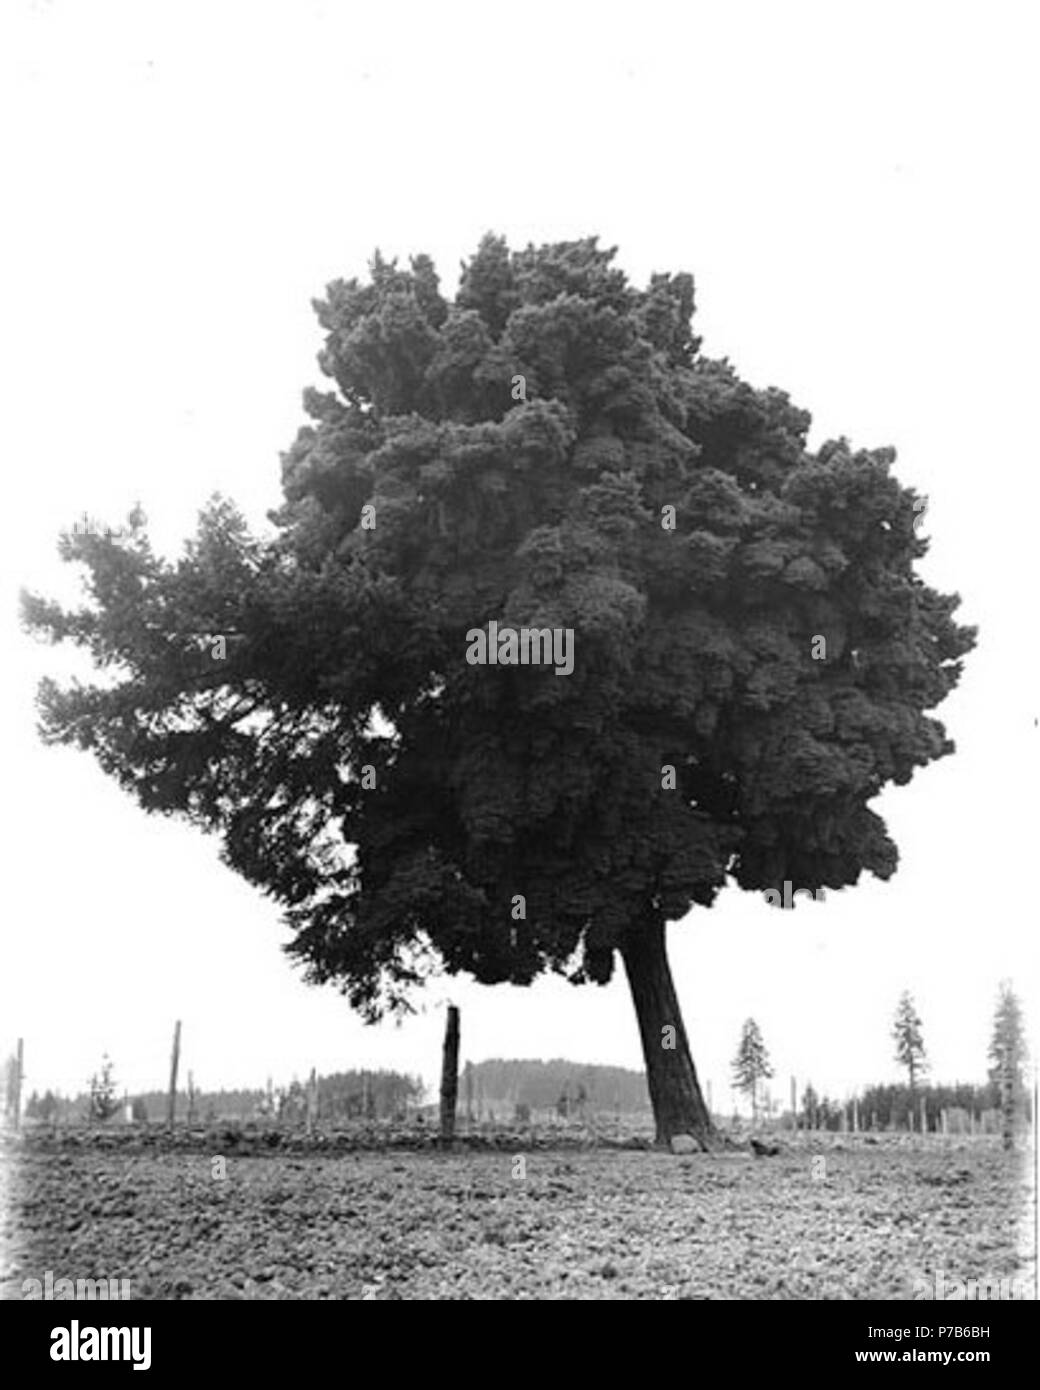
[620, 917, 717, 1149]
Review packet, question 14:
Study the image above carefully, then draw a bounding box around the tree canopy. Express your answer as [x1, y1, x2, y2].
[22, 234, 975, 1143]
[988, 979, 1028, 1093]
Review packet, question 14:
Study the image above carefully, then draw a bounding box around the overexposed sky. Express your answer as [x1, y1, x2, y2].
[1, 0, 1036, 1108]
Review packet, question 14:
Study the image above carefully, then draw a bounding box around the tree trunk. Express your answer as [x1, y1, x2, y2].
[620, 917, 714, 1148]
[1000, 1055, 1014, 1152]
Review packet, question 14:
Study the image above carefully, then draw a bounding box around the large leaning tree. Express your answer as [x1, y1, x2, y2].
[21, 235, 975, 1148]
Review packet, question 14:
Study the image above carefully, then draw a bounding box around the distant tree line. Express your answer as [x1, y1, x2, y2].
[797, 1080, 1030, 1132]
[739, 982, 1031, 1134]
[315, 1070, 424, 1121]
[18, 983, 1027, 1132]
[23, 1068, 424, 1124]
[465, 1059, 651, 1114]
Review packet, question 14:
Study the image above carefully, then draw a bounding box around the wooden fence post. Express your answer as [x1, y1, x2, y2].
[439, 1004, 460, 1143]
[166, 1020, 181, 1133]
[790, 1076, 797, 1131]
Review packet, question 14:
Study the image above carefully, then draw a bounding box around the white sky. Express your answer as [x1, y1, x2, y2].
[1, 0, 1036, 1109]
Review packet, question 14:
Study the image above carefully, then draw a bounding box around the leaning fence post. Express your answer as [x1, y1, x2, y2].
[166, 1020, 181, 1133]
[439, 1005, 460, 1143]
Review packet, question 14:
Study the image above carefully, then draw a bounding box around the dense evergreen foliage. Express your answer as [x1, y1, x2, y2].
[21, 236, 975, 1142]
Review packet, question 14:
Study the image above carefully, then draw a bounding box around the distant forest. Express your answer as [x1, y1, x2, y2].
[462, 1059, 651, 1115]
[851, 1081, 1028, 1130]
[22, 1061, 652, 1122]
[21, 1064, 1021, 1130]
[24, 1069, 424, 1124]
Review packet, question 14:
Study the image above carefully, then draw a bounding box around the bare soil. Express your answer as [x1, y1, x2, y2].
[1, 1127, 1032, 1300]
